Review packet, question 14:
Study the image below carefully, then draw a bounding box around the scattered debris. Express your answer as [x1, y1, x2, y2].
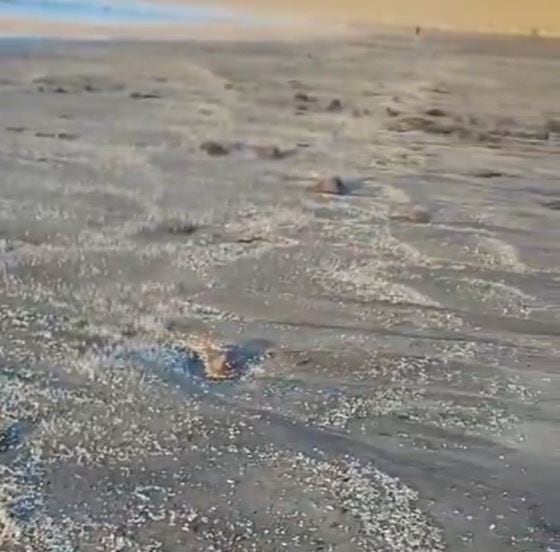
[33, 75, 124, 94]
[388, 116, 457, 135]
[251, 145, 293, 160]
[57, 132, 79, 141]
[33, 131, 79, 141]
[130, 91, 161, 100]
[489, 127, 549, 141]
[473, 169, 505, 178]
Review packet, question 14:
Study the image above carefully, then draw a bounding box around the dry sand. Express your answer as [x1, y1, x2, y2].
[0, 29, 560, 552]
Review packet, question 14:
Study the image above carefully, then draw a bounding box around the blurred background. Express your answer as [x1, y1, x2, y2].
[1, 0, 560, 35]
[211, 0, 560, 35]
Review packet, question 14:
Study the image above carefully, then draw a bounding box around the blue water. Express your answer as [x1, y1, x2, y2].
[0, 0, 240, 25]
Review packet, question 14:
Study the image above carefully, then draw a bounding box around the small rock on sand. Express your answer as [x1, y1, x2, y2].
[327, 99, 343, 112]
[425, 108, 448, 117]
[473, 169, 505, 178]
[200, 141, 230, 156]
[311, 176, 348, 196]
[130, 91, 161, 100]
[294, 92, 316, 103]
[252, 145, 292, 160]
[388, 116, 456, 135]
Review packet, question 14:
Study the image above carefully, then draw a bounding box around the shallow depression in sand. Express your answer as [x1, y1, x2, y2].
[110, 338, 274, 391]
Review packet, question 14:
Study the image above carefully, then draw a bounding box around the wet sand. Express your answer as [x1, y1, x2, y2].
[0, 30, 560, 551]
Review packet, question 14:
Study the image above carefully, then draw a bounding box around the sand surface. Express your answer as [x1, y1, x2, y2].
[0, 32, 560, 551]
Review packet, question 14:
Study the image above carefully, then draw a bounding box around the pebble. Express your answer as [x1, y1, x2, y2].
[252, 145, 291, 160]
[294, 92, 317, 103]
[311, 176, 348, 196]
[200, 141, 230, 156]
[130, 91, 161, 100]
[327, 99, 343, 112]
[473, 169, 505, 178]
[425, 108, 448, 117]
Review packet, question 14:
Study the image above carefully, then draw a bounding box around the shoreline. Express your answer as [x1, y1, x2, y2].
[3, 19, 560, 45]
[0, 14, 351, 41]
[2, 0, 560, 41]
[2, 22, 560, 46]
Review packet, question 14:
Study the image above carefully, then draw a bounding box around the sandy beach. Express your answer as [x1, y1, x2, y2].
[1, 21, 560, 552]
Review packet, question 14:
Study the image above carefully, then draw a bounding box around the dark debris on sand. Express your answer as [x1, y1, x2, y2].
[326, 98, 343, 112]
[139, 218, 198, 238]
[311, 176, 349, 196]
[294, 91, 317, 103]
[130, 91, 162, 100]
[539, 199, 560, 211]
[251, 145, 293, 160]
[200, 141, 230, 156]
[425, 108, 448, 117]
[473, 169, 506, 178]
